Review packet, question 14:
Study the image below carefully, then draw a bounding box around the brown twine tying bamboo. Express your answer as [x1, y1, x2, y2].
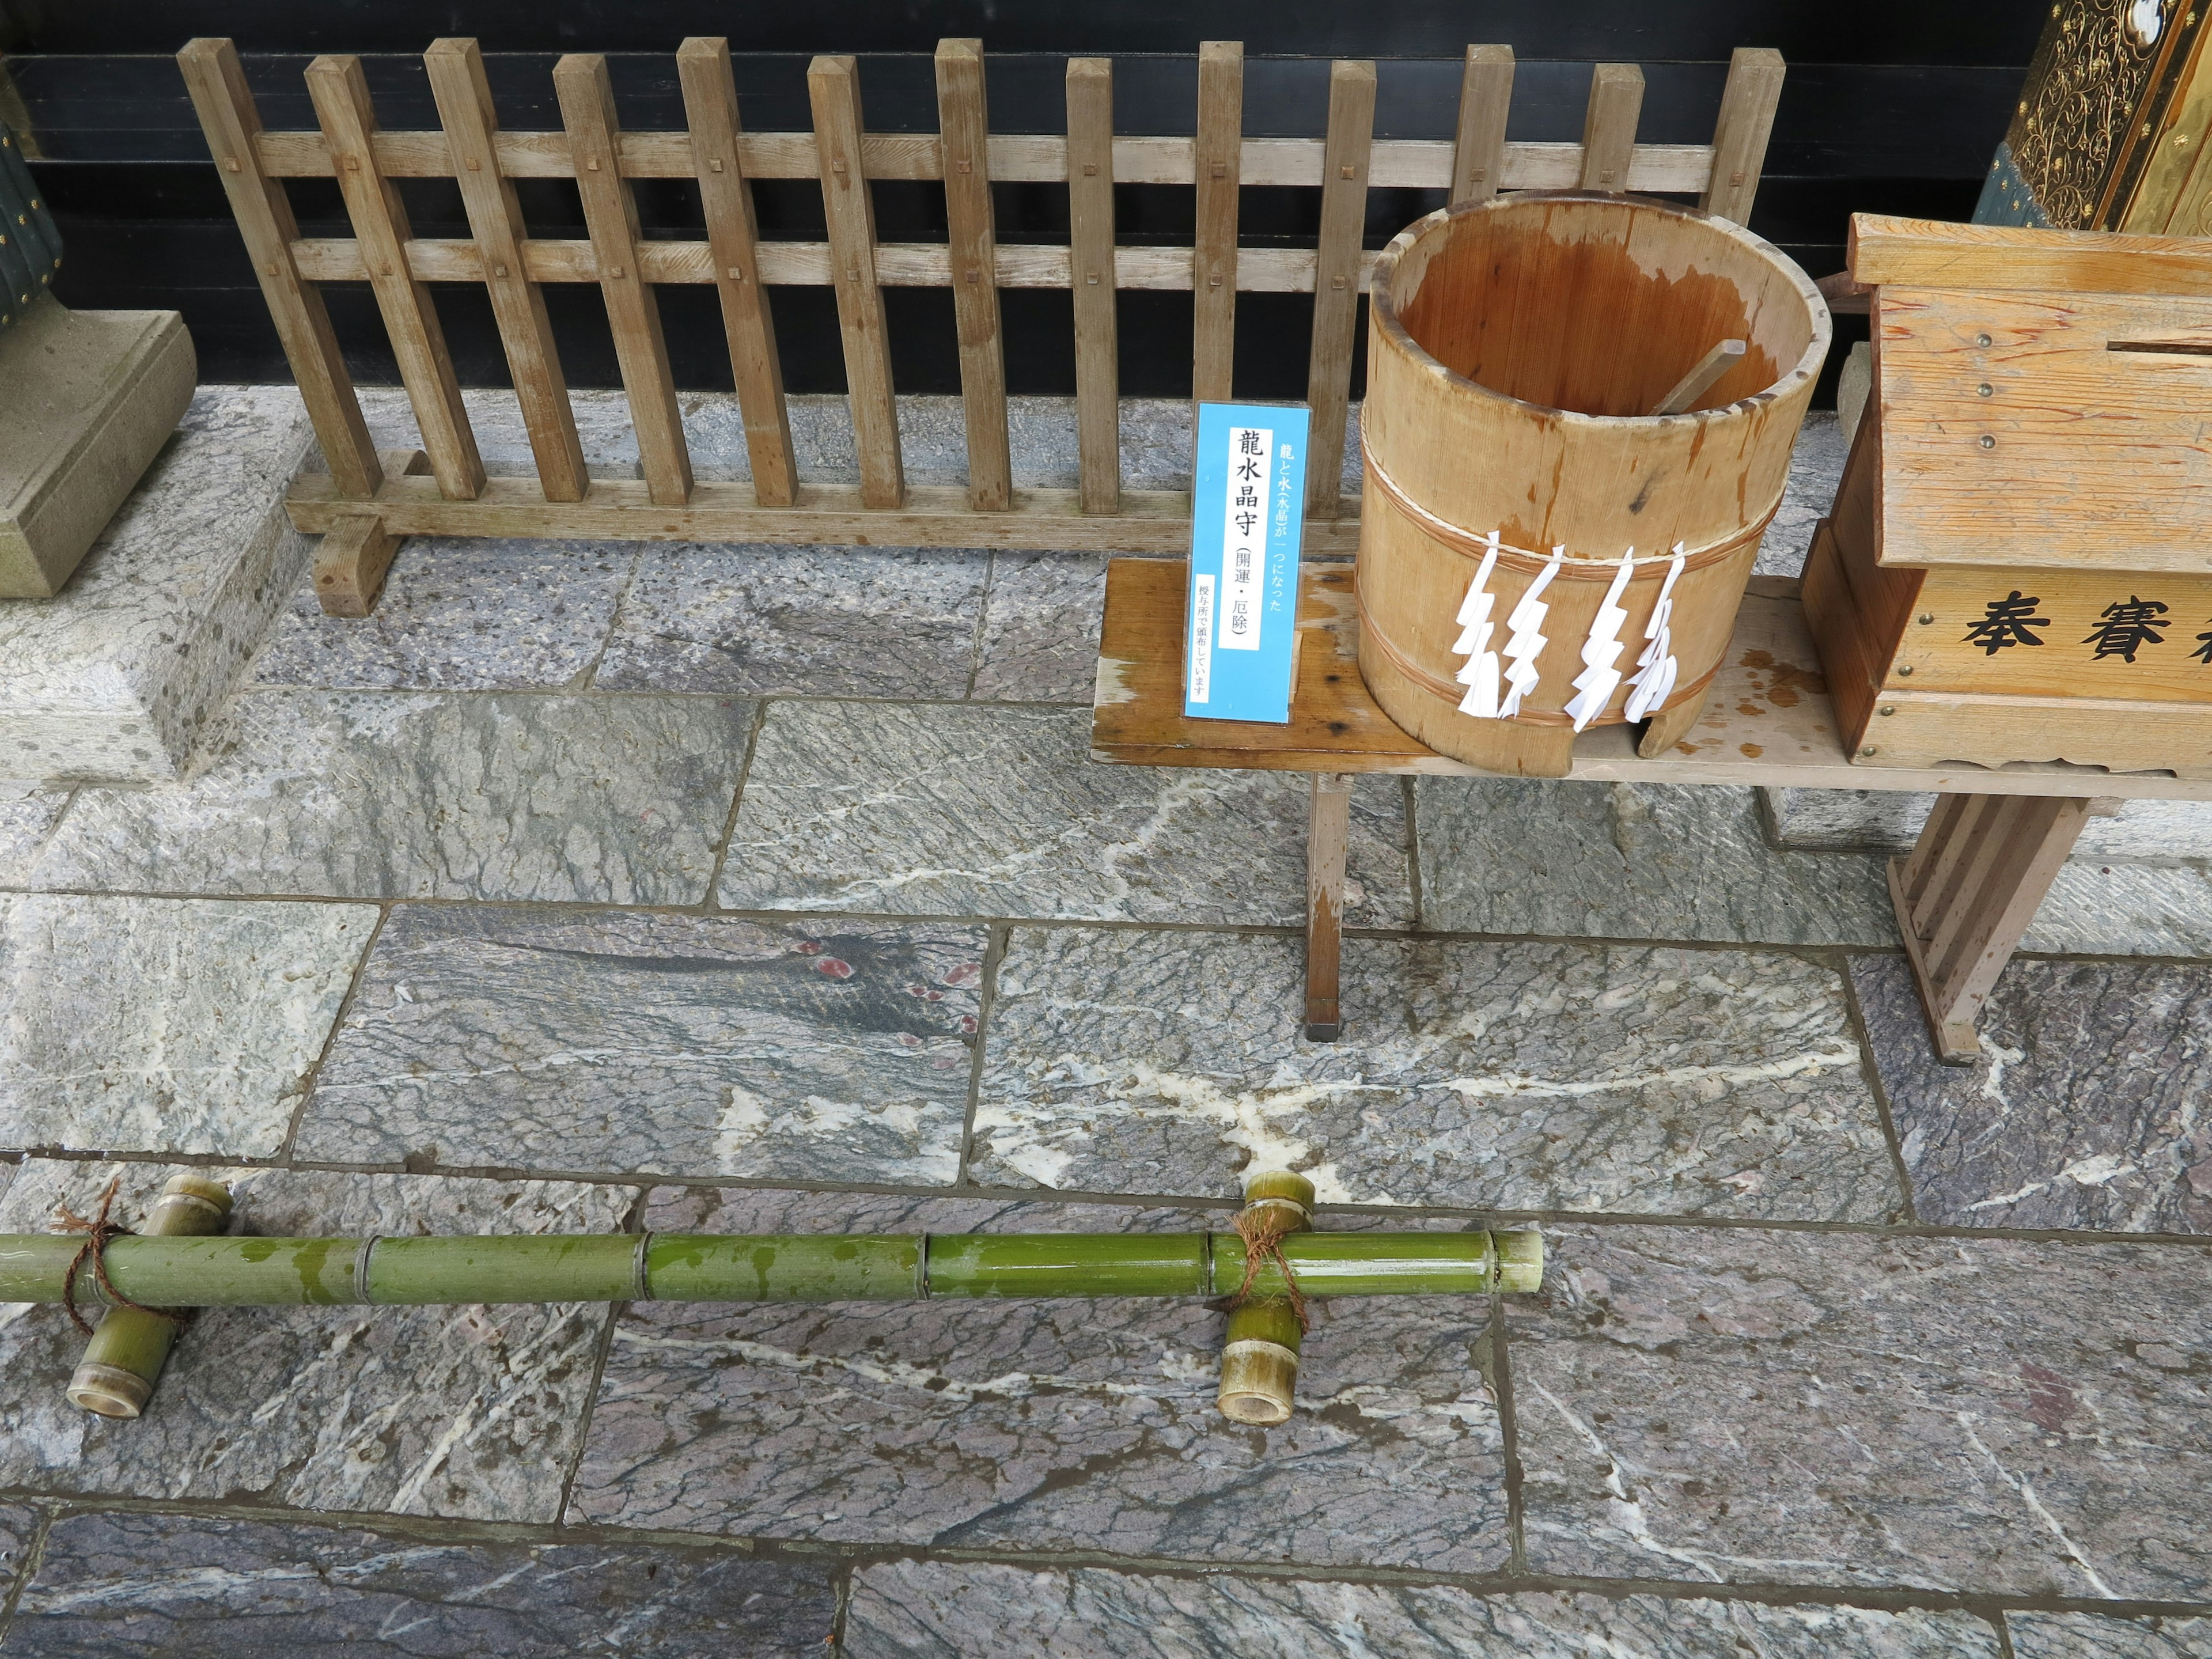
[1218, 1202, 1310, 1333]
[54, 1178, 193, 1338]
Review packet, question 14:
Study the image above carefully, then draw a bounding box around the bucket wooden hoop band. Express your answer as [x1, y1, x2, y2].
[1360, 444, 1781, 577]
[1350, 557, 1721, 728]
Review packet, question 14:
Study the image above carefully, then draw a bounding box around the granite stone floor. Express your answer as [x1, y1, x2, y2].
[3, 470, 2212, 1656]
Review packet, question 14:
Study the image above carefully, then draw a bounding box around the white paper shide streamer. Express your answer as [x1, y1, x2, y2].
[1623, 543, 1688, 721]
[1563, 548, 1637, 733]
[1498, 547, 1565, 719]
[1451, 532, 1503, 718]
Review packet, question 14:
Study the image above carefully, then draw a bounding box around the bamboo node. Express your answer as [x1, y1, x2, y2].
[53, 1178, 195, 1337]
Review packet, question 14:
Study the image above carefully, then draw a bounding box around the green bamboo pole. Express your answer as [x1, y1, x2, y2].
[66, 1173, 233, 1419]
[0, 1228, 1540, 1306]
[1217, 1170, 1314, 1426]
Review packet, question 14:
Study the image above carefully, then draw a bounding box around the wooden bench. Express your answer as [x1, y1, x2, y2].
[1090, 558, 2212, 1060]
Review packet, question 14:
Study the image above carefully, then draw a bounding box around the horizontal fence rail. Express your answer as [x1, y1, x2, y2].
[179, 33, 1783, 612]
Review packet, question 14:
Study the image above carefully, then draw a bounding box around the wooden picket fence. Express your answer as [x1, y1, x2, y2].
[177, 36, 1783, 613]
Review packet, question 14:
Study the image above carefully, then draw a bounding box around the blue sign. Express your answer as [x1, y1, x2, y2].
[1184, 401, 1310, 724]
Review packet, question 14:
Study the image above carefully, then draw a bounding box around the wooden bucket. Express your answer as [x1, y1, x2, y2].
[1357, 192, 1829, 776]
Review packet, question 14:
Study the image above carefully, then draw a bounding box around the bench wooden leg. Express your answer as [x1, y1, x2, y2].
[1888, 792, 2108, 1063]
[1305, 772, 1351, 1041]
[313, 448, 427, 618]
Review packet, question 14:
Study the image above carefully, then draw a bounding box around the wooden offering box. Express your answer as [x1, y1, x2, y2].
[1805, 214, 2212, 778]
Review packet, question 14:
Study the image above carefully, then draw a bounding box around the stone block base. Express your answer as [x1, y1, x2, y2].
[0, 386, 314, 784]
[0, 297, 196, 597]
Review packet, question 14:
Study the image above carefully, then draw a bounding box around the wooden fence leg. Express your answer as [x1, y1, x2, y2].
[1889, 793, 2107, 1063]
[1305, 772, 1353, 1041]
[315, 449, 429, 616]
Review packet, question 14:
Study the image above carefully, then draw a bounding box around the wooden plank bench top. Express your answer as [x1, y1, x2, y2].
[1090, 555, 2212, 1059]
[1090, 556, 2212, 803]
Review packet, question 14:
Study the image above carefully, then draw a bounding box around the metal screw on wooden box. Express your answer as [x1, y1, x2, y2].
[1356, 192, 1830, 777]
[3, 1171, 1543, 1423]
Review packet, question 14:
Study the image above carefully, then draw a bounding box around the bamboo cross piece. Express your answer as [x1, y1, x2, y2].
[10, 1173, 1542, 1423]
[2, 1221, 1541, 1306]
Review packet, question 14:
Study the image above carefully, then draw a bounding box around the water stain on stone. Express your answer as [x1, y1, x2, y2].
[2018, 1361, 2079, 1433]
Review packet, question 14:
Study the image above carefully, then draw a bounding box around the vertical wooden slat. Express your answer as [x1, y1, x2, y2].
[1066, 57, 1120, 516]
[1305, 59, 1375, 517]
[424, 37, 588, 503]
[177, 37, 381, 498]
[1450, 45, 1514, 206]
[935, 38, 1012, 513]
[555, 53, 692, 507]
[1579, 64, 1644, 192]
[305, 54, 483, 502]
[1700, 46, 1786, 224]
[677, 37, 799, 508]
[810, 54, 905, 510]
[1192, 40, 1244, 408]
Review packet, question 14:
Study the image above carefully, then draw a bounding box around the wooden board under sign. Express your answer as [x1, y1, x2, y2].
[1091, 556, 2212, 798]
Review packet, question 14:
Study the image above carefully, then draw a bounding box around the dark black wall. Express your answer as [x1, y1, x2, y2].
[0, 2, 2039, 405]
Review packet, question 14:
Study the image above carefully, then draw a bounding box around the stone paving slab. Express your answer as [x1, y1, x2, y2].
[1766, 785, 2212, 861]
[0, 1160, 627, 1520]
[973, 552, 1108, 704]
[2009, 1612, 2212, 1658]
[1416, 779, 1899, 946]
[0, 1502, 36, 1606]
[718, 701, 1411, 926]
[2017, 864, 2212, 958]
[969, 927, 1900, 1219]
[295, 906, 982, 1183]
[3, 1511, 834, 1658]
[1419, 778, 2212, 959]
[21, 690, 752, 904]
[251, 537, 638, 691]
[846, 1560, 2002, 1659]
[594, 544, 989, 698]
[1857, 955, 2212, 1233]
[567, 1186, 1509, 1571]
[1510, 1224, 2212, 1600]
[0, 893, 377, 1158]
